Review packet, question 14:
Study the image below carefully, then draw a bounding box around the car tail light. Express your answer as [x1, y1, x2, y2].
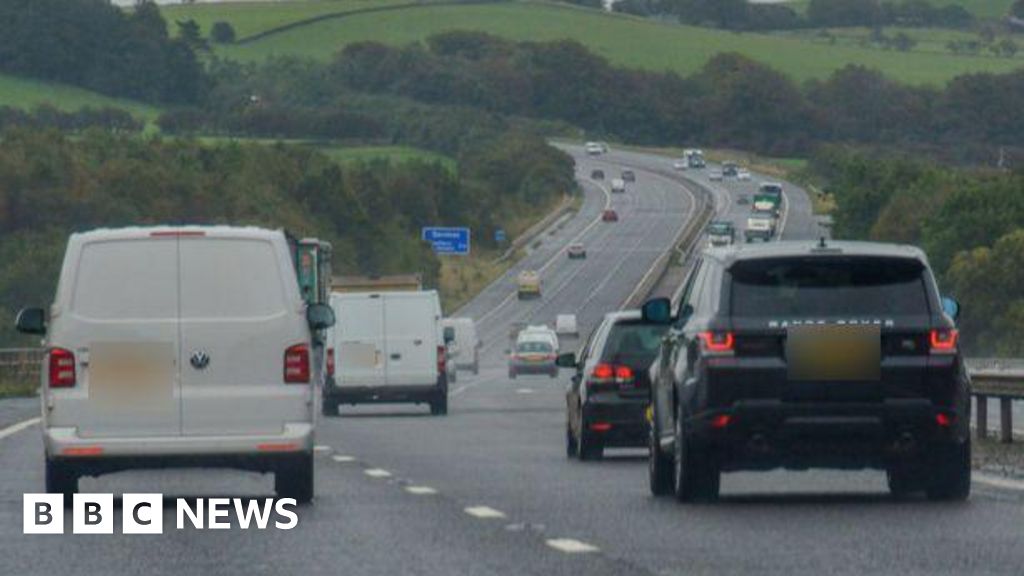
[437, 346, 446, 375]
[929, 329, 958, 355]
[614, 365, 634, 385]
[936, 412, 954, 427]
[589, 422, 613, 432]
[284, 344, 310, 383]
[698, 331, 735, 355]
[326, 347, 335, 378]
[710, 414, 732, 429]
[592, 363, 614, 383]
[49, 347, 75, 388]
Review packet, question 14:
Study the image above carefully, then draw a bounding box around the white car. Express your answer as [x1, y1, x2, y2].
[326, 290, 449, 415]
[441, 317, 480, 375]
[673, 159, 688, 171]
[610, 178, 626, 193]
[737, 169, 751, 181]
[555, 314, 579, 337]
[584, 141, 607, 156]
[708, 169, 723, 182]
[16, 226, 334, 502]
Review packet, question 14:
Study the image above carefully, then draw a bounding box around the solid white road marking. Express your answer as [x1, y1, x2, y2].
[364, 468, 392, 478]
[405, 486, 438, 495]
[973, 472, 1024, 492]
[516, 388, 534, 394]
[464, 506, 506, 519]
[331, 455, 356, 463]
[0, 417, 40, 441]
[546, 538, 600, 554]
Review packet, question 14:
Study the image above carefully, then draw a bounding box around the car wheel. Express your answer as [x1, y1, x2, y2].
[472, 362, 479, 376]
[549, 369, 558, 379]
[577, 407, 603, 461]
[673, 403, 719, 503]
[430, 392, 449, 416]
[649, 417, 674, 497]
[508, 369, 516, 379]
[566, 424, 578, 458]
[45, 458, 78, 499]
[275, 452, 314, 504]
[449, 370, 457, 384]
[926, 441, 971, 501]
[321, 399, 339, 418]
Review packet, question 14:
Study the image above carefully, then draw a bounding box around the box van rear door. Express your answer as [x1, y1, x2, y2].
[384, 294, 438, 386]
[68, 236, 181, 438]
[178, 234, 308, 436]
[335, 294, 386, 387]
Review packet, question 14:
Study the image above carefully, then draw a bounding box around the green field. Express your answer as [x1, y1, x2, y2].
[0, 73, 160, 122]
[194, 1, 1024, 85]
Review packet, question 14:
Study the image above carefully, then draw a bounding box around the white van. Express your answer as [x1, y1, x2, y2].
[325, 290, 449, 415]
[610, 178, 626, 193]
[441, 317, 480, 374]
[15, 226, 334, 502]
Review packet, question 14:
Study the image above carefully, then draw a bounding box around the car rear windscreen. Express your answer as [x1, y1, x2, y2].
[601, 322, 669, 365]
[730, 256, 930, 317]
[517, 341, 553, 354]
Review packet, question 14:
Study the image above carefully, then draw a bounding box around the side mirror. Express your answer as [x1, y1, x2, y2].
[941, 296, 960, 323]
[307, 303, 335, 331]
[556, 352, 577, 368]
[641, 298, 673, 325]
[15, 308, 46, 335]
[443, 327, 455, 344]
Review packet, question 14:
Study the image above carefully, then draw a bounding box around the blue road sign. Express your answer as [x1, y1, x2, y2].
[422, 227, 471, 255]
[495, 229, 507, 243]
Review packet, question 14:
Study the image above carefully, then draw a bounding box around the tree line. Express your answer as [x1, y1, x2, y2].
[809, 147, 1024, 355]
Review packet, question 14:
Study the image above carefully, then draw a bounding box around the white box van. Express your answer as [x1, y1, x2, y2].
[325, 291, 449, 415]
[15, 226, 334, 502]
[441, 317, 480, 375]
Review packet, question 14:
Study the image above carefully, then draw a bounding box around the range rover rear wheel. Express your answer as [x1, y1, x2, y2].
[926, 441, 971, 501]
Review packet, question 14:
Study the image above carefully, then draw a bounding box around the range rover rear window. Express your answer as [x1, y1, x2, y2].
[729, 256, 929, 318]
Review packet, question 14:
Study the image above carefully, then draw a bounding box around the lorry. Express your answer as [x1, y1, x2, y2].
[324, 290, 450, 416]
[517, 270, 542, 299]
[684, 149, 706, 169]
[756, 182, 784, 216]
[745, 215, 775, 243]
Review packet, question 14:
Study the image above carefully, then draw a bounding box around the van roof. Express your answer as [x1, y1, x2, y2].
[70, 225, 285, 244]
[705, 240, 928, 266]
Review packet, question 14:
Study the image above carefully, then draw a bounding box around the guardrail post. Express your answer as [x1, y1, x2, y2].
[1000, 397, 1013, 443]
[976, 395, 988, 440]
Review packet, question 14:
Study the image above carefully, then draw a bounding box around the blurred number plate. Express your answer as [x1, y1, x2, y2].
[89, 342, 174, 406]
[786, 325, 880, 382]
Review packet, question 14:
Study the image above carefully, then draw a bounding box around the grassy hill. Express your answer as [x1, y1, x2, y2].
[167, 1, 1024, 85]
[782, 0, 1015, 19]
[0, 74, 160, 122]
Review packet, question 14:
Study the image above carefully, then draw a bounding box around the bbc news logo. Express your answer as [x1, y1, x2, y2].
[23, 494, 299, 534]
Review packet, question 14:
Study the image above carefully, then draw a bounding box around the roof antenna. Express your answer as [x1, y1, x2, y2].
[818, 236, 827, 249]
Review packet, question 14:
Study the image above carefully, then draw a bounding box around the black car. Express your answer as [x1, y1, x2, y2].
[642, 241, 970, 502]
[560, 311, 669, 460]
[721, 162, 739, 178]
[591, 169, 605, 180]
[621, 170, 636, 182]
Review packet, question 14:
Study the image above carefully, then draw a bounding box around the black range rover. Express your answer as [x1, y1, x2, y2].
[643, 241, 970, 502]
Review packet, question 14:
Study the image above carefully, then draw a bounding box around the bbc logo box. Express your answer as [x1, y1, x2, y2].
[24, 494, 163, 535]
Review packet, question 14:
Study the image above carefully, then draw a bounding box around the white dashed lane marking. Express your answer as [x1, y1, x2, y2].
[464, 506, 506, 519]
[546, 538, 600, 554]
[313, 445, 331, 453]
[405, 486, 438, 495]
[331, 455, 356, 463]
[364, 468, 392, 478]
[0, 417, 39, 441]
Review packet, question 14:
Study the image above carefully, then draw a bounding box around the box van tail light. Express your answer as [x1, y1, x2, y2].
[698, 331, 735, 356]
[284, 344, 310, 383]
[437, 346, 446, 376]
[49, 348, 76, 388]
[929, 329, 958, 355]
[326, 347, 335, 378]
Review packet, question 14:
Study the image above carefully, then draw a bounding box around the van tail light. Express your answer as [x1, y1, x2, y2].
[698, 331, 735, 356]
[437, 346, 446, 376]
[284, 344, 310, 383]
[326, 347, 335, 378]
[929, 329, 958, 355]
[48, 348, 76, 388]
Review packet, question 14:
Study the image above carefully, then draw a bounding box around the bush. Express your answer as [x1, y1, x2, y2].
[210, 21, 236, 44]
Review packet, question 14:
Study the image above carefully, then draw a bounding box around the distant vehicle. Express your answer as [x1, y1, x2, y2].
[756, 182, 784, 214]
[326, 290, 449, 416]
[509, 326, 560, 379]
[561, 310, 670, 460]
[441, 317, 480, 375]
[683, 149, 706, 169]
[567, 243, 587, 259]
[707, 220, 735, 247]
[722, 162, 739, 178]
[602, 209, 619, 222]
[737, 169, 751, 181]
[759, 182, 784, 198]
[584, 141, 607, 155]
[517, 269, 542, 299]
[610, 178, 626, 193]
[17, 226, 335, 502]
[555, 314, 579, 337]
[673, 159, 688, 171]
[708, 169, 723, 182]
[737, 195, 750, 205]
[621, 170, 636, 182]
[642, 241, 970, 502]
[745, 215, 774, 242]
[591, 169, 604, 180]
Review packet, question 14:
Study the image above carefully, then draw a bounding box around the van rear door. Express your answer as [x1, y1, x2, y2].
[383, 293, 439, 386]
[65, 235, 181, 438]
[178, 233, 309, 436]
[335, 294, 386, 388]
